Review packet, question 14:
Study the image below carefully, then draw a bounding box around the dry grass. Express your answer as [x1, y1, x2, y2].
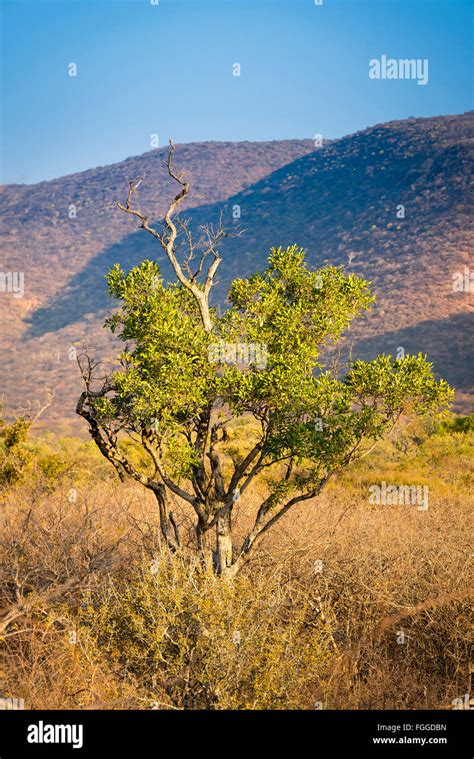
[0, 419, 472, 709]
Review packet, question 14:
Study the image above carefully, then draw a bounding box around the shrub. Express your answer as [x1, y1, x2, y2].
[79, 555, 333, 709]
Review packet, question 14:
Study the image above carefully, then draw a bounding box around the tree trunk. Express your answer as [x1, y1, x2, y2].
[196, 518, 213, 571]
[153, 484, 179, 552]
[214, 509, 233, 576]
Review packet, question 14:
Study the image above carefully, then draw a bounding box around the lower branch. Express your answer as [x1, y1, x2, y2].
[233, 476, 331, 573]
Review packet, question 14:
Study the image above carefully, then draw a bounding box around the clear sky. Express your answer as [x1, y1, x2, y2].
[1, 0, 472, 184]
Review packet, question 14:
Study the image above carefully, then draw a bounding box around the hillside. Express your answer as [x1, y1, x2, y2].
[192, 112, 473, 408]
[0, 114, 472, 426]
[0, 139, 315, 426]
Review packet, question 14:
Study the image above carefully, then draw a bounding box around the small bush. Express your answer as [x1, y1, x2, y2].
[437, 412, 474, 434]
[78, 555, 333, 709]
[0, 417, 32, 486]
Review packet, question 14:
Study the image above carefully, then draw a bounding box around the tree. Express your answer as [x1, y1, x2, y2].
[77, 142, 453, 578]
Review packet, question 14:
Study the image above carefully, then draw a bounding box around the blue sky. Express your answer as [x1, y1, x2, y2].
[1, 0, 472, 184]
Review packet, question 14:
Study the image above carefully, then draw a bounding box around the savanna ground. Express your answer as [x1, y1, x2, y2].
[0, 413, 472, 710]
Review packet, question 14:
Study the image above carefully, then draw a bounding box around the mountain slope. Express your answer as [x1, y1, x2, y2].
[191, 112, 473, 408]
[1, 115, 472, 427]
[0, 139, 315, 329]
[0, 139, 316, 425]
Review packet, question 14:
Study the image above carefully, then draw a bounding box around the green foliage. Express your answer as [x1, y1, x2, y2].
[436, 412, 474, 434]
[91, 246, 453, 497]
[0, 414, 33, 486]
[0, 413, 110, 492]
[96, 261, 215, 478]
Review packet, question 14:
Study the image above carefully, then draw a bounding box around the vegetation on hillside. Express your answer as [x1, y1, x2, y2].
[0, 114, 472, 425]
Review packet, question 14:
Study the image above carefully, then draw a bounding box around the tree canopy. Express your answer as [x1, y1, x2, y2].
[77, 143, 453, 577]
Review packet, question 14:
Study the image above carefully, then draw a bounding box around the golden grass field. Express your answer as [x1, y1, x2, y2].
[0, 414, 472, 710]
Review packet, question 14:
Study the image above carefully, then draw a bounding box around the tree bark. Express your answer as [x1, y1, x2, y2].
[214, 508, 233, 576]
[152, 484, 179, 552]
[196, 518, 213, 571]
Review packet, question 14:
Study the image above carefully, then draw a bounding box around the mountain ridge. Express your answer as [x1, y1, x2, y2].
[0, 115, 472, 427]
